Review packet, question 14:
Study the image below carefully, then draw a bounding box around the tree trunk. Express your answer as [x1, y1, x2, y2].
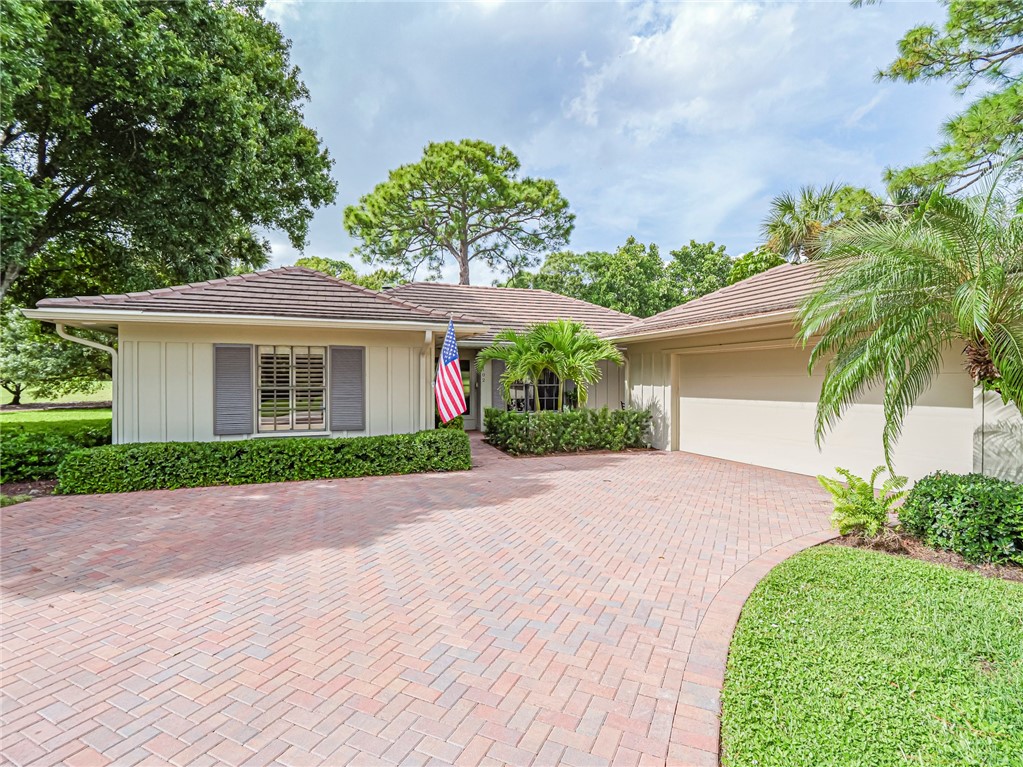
[458, 241, 470, 284]
[557, 377, 563, 411]
[533, 381, 540, 412]
[964, 340, 999, 384]
[0, 261, 21, 302]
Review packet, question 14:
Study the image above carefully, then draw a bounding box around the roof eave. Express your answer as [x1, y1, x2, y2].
[607, 309, 799, 343]
[23, 307, 489, 336]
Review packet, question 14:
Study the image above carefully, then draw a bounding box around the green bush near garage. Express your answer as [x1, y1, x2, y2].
[899, 472, 1023, 565]
[56, 428, 472, 493]
[483, 407, 651, 455]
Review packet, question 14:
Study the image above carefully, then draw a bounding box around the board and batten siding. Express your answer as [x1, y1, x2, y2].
[115, 323, 430, 444]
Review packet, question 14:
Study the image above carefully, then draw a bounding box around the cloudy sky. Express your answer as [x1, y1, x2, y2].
[264, 0, 957, 283]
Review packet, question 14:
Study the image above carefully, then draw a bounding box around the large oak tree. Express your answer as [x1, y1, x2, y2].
[344, 140, 573, 285]
[0, 0, 336, 304]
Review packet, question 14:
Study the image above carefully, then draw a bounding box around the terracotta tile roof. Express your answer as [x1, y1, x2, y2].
[383, 282, 638, 343]
[35, 267, 480, 325]
[607, 262, 820, 340]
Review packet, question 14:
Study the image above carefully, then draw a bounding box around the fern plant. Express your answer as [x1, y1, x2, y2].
[817, 466, 908, 538]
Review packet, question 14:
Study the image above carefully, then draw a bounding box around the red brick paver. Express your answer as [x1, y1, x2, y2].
[2, 439, 831, 766]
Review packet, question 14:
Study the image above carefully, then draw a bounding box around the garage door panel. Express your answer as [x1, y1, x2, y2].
[678, 348, 973, 481]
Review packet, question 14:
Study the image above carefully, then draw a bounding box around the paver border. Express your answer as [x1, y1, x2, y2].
[666, 529, 838, 767]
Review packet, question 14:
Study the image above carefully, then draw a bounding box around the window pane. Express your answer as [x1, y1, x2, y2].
[257, 346, 327, 433]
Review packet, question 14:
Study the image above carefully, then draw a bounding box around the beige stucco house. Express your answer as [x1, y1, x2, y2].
[25, 263, 1020, 483]
[607, 263, 1022, 483]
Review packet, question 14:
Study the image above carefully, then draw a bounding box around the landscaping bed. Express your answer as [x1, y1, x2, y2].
[483, 406, 651, 455]
[721, 544, 1023, 767]
[0, 408, 113, 485]
[57, 428, 472, 493]
[833, 532, 1023, 583]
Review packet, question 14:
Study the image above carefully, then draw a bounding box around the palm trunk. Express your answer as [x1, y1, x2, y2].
[963, 340, 999, 384]
[557, 377, 563, 411]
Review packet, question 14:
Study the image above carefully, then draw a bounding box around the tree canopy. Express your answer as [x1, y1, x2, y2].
[507, 237, 742, 318]
[344, 140, 574, 285]
[760, 184, 883, 261]
[0, 308, 110, 405]
[0, 0, 336, 305]
[860, 0, 1023, 191]
[292, 256, 405, 291]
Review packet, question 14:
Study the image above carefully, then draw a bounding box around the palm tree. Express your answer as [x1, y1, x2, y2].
[528, 319, 624, 409]
[476, 329, 561, 412]
[798, 186, 1023, 465]
[762, 184, 881, 261]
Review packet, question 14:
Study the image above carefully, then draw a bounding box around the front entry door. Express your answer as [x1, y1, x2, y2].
[459, 352, 478, 430]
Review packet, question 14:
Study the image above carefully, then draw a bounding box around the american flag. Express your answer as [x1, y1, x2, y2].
[435, 320, 466, 423]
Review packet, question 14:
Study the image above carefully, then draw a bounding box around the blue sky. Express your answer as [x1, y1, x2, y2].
[264, 0, 958, 283]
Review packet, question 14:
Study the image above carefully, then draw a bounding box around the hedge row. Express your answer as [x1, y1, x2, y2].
[900, 472, 1023, 565]
[483, 407, 651, 455]
[57, 429, 472, 494]
[2, 424, 112, 482]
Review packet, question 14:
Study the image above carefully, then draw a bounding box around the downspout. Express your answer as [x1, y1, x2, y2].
[56, 323, 118, 443]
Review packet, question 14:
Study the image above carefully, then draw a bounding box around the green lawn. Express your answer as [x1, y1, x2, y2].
[0, 381, 112, 406]
[1, 408, 112, 437]
[721, 545, 1023, 767]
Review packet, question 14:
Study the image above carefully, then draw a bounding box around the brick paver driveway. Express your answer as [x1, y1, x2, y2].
[2, 440, 832, 767]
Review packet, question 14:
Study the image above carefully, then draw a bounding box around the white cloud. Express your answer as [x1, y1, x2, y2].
[265, 0, 958, 276]
[262, 0, 302, 24]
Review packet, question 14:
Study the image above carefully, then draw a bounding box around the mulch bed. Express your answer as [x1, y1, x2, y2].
[833, 531, 1023, 584]
[1, 479, 58, 499]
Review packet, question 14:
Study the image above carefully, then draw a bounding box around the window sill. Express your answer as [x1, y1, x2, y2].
[252, 431, 332, 439]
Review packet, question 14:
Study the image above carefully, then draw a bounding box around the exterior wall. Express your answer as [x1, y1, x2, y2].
[116, 323, 431, 444]
[975, 389, 1023, 482]
[624, 341, 677, 450]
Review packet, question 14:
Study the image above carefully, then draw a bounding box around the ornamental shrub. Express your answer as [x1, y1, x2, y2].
[436, 414, 464, 430]
[817, 466, 907, 538]
[1, 423, 112, 482]
[483, 407, 651, 455]
[900, 472, 1023, 564]
[57, 429, 471, 494]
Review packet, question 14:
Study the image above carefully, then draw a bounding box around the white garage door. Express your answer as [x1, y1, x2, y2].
[676, 345, 974, 481]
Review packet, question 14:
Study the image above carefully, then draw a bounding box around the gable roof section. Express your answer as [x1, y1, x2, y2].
[35, 267, 480, 325]
[607, 263, 820, 341]
[384, 282, 638, 343]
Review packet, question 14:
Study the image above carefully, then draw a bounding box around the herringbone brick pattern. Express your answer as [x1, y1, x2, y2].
[2, 439, 831, 766]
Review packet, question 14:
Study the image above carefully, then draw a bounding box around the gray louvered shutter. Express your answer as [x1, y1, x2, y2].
[213, 345, 253, 435]
[330, 346, 365, 431]
[490, 359, 506, 411]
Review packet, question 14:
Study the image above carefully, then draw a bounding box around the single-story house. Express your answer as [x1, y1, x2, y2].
[25, 263, 1020, 483]
[23, 267, 633, 440]
[606, 263, 1022, 483]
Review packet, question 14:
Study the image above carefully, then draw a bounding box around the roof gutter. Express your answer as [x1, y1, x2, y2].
[55, 322, 118, 441]
[606, 309, 798, 344]
[24, 308, 488, 337]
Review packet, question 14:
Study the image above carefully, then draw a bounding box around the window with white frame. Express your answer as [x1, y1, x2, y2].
[257, 346, 326, 432]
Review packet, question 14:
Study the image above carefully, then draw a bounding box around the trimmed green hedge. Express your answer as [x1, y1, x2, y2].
[57, 429, 472, 494]
[900, 472, 1023, 565]
[483, 407, 651, 455]
[1, 423, 112, 482]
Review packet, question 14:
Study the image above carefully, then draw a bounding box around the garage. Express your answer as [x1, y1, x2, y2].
[674, 343, 974, 482]
[612, 263, 1020, 483]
